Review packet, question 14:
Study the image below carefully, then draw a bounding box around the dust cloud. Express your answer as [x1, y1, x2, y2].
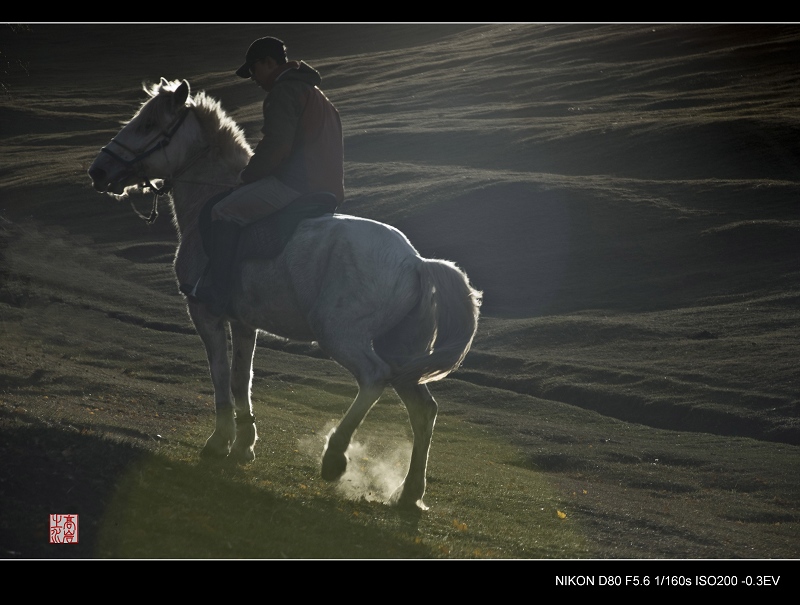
[298, 422, 411, 504]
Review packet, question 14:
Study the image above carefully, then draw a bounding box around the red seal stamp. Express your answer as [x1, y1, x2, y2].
[49, 514, 79, 544]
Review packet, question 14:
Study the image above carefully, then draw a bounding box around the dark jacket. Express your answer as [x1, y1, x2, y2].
[240, 61, 345, 203]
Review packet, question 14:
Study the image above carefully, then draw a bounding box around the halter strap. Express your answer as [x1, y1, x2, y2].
[100, 106, 192, 167]
[102, 105, 214, 225]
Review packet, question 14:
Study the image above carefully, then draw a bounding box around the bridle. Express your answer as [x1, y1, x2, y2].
[101, 105, 192, 171]
[100, 105, 203, 223]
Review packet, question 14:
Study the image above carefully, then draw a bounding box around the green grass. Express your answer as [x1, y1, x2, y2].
[87, 384, 586, 559]
[1, 281, 798, 559]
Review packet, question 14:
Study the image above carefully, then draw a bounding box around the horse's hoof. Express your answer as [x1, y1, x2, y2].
[200, 445, 230, 459]
[395, 496, 429, 512]
[390, 484, 429, 511]
[200, 440, 230, 460]
[229, 448, 256, 464]
[320, 449, 348, 481]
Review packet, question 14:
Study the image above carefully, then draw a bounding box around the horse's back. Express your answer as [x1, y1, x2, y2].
[234, 192, 340, 262]
[235, 213, 423, 341]
[288, 214, 423, 328]
[292, 213, 419, 258]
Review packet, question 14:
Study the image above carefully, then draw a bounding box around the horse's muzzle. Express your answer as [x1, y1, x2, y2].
[88, 165, 130, 195]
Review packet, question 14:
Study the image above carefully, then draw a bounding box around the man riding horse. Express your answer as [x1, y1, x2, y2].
[183, 36, 344, 316]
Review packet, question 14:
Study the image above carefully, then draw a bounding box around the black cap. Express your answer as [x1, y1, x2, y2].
[235, 37, 287, 78]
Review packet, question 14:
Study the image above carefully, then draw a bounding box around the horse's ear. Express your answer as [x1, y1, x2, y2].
[160, 77, 169, 88]
[175, 80, 190, 106]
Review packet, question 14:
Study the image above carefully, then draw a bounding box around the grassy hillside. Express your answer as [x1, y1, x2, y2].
[1, 24, 798, 560]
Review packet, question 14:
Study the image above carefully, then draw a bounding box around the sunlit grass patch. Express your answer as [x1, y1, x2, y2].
[89, 381, 589, 558]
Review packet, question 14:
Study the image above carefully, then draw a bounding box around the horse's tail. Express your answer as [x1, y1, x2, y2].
[377, 258, 482, 385]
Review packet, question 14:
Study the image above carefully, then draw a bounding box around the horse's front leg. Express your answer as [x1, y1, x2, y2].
[229, 321, 258, 462]
[190, 303, 235, 458]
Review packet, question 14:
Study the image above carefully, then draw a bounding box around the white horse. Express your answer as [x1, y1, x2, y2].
[88, 78, 481, 510]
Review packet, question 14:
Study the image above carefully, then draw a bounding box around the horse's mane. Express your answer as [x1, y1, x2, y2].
[105, 78, 251, 203]
[143, 78, 253, 164]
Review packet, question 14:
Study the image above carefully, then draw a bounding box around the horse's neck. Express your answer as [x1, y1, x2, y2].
[167, 108, 251, 285]
[170, 149, 243, 237]
[171, 146, 247, 283]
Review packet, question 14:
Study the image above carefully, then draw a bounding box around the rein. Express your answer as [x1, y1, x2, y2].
[129, 185, 165, 225]
[131, 143, 216, 224]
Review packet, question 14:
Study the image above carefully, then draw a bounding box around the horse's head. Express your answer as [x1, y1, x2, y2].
[88, 78, 193, 197]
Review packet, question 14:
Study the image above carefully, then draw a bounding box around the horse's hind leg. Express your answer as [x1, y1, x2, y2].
[229, 322, 258, 462]
[191, 306, 235, 458]
[320, 341, 391, 481]
[390, 381, 438, 510]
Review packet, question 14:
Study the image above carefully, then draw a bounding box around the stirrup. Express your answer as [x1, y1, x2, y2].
[192, 283, 232, 317]
[179, 279, 201, 302]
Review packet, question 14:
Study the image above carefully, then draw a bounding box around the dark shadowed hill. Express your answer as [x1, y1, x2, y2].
[1, 24, 798, 559]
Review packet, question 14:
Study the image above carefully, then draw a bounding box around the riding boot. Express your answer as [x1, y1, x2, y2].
[192, 220, 241, 316]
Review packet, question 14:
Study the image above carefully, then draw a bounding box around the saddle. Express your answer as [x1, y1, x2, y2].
[199, 190, 339, 261]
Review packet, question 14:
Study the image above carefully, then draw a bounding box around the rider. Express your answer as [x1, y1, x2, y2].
[187, 36, 344, 316]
